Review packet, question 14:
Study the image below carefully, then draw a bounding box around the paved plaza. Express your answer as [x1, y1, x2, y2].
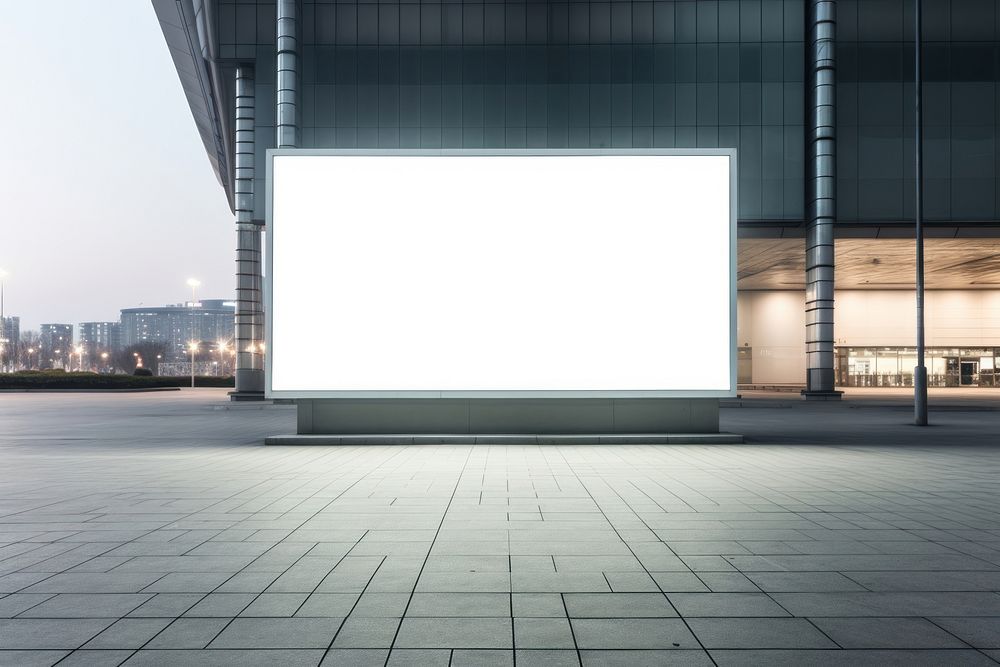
[1, 389, 999, 666]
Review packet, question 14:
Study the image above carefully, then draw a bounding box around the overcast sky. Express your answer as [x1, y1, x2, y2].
[0, 1, 234, 331]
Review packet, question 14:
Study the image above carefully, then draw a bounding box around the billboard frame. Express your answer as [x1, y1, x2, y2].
[264, 148, 737, 401]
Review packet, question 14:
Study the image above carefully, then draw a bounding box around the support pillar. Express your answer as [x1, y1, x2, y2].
[803, 0, 842, 399]
[276, 0, 298, 149]
[231, 64, 264, 399]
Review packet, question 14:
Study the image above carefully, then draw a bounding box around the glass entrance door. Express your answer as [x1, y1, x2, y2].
[960, 361, 980, 386]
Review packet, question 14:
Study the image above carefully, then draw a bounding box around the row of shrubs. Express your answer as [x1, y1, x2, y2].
[0, 371, 235, 390]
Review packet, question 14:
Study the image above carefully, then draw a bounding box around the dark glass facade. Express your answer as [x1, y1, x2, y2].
[213, 0, 1000, 228]
[837, 0, 1000, 224]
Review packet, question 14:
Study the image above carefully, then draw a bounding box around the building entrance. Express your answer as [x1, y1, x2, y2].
[837, 348, 1000, 388]
[960, 361, 979, 386]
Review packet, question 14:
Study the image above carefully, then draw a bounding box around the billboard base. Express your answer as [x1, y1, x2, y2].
[266, 432, 742, 445]
[269, 397, 729, 443]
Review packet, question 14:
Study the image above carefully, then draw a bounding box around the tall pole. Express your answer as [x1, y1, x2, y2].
[0, 272, 5, 373]
[914, 0, 928, 425]
[0, 276, 4, 373]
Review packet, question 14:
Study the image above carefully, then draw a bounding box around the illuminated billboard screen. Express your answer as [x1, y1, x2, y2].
[267, 151, 735, 398]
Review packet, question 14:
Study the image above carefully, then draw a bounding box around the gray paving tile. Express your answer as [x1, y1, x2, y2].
[512, 573, 610, 593]
[295, 593, 359, 617]
[23, 573, 164, 594]
[126, 594, 202, 618]
[140, 573, 231, 594]
[239, 592, 308, 617]
[771, 592, 1000, 617]
[693, 573, 761, 593]
[82, 617, 173, 649]
[648, 573, 710, 592]
[407, 592, 510, 617]
[744, 572, 867, 592]
[514, 650, 581, 667]
[0, 594, 52, 618]
[144, 618, 230, 649]
[0, 618, 115, 649]
[564, 593, 677, 618]
[394, 618, 513, 648]
[570, 619, 698, 649]
[183, 593, 255, 617]
[579, 650, 713, 666]
[329, 617, 398, 648]
[450, 649, 515, 667]
[929, 617, 1000, 648]
[512, 593, 566, 618]
[53, 649, 134, 666]
[687, 618, 838, 648]
[319, 648, 389, 666]
[811, 617, 969, 648]
[708, 649, 998, 666]
[386, 648, 451, 666]
[0, 650, 69, 667]
[666, 593, 790, 617]
[123, 649, 325, 666]
[415, 572, 511, 593]
[513, 617, 575, 648]
[18, 594, 152, 619]
[350, 592, 410, 617]
[209, 617, 342, 648]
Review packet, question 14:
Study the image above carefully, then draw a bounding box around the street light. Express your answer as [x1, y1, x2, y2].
[74, 345, 83, 373]
[0, 268, 7, 373]
[188, 340, 198, 388]
[186, 278, 201, 386]
[186, 278, 201, 306]
[216, 340, 229, 376]
[27, 348, 34, 371]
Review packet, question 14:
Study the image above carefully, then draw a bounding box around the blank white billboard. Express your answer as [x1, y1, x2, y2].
[267, 151, 734, 397]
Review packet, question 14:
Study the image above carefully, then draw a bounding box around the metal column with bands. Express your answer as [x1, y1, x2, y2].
[233, 64, 264, 397]
[804, 0, 841, 398]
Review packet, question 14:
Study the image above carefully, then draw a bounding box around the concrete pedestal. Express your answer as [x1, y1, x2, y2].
[265, 397, 741, 444]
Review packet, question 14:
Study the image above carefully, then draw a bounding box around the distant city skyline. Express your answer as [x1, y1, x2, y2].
[0, 1, 234, 331]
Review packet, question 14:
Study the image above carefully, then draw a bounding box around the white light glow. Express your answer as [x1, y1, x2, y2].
[269, 153, 733, 396]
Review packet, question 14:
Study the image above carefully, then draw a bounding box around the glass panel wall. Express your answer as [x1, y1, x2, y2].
[215, 0, 808, 223]
[837, 347, 1000, 387]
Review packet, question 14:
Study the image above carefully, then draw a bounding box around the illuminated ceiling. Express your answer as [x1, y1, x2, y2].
[738, 238, 1000, 290]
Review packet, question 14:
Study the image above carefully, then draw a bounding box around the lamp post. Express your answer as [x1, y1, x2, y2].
[186, 278, 201, 307]
[217, 340, 228, 376]
[189, 341, 198, 388]
[0, 269, 7, 373]
[27, 347, 34, 371]
[186, 279, 201, 388]
[101, 351, 109, 373]
[74, 345, 83, 373]
[914, 0, 928, 425]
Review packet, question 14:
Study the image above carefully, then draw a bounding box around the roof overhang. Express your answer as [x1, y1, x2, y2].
[152, 0, 234, 211]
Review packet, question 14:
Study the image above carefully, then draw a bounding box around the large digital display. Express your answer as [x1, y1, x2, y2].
[267, 151, 735, 397]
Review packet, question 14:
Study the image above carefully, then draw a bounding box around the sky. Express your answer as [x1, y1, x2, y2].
[0, 1, 234, 331]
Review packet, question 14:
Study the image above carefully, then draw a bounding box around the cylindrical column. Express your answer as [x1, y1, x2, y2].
[804, 0, 840, 397]
[234, 64, 264, 397]
[276, 0, 297, 148]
